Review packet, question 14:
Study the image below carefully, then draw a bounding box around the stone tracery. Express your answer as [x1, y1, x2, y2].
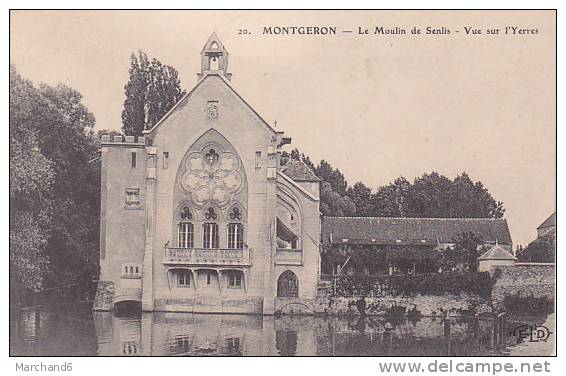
[180, 143, 244, 208]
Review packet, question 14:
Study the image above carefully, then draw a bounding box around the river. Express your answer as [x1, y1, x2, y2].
[10, 303, 552, 356]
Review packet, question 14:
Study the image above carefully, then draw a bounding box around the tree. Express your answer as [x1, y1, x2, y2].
[371, 177, 411, 217]
[437, 232, 486, 272]
[121, 51, 186, 136]
[347, 182, 373, 216]
[320, 182, 356, 217]
[10, 65, 54, 298]
[406, 172, 455, 217]
[372, 172, 504, 219]
[282, 147, 505, 219]
[518, 232, 555, 263]
[10, 65, 101, 303]
[315, 160, 348, 196]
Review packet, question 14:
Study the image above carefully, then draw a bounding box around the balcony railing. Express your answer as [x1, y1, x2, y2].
[275, 249, 303, 265]
[163, 247, 251, 266]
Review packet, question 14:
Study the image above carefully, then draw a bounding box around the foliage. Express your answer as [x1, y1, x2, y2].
[282, 148, 356, 216]
[10, 65, 100, 303]
[503, 294, 554, 314]
[334, 272, 495, 299]
[518, 232, 555, 263]
[282, 148, 505, 219]
[374, 172, 505, 218]
[437, 232, 487, 272]
[121, 50, 186, 136]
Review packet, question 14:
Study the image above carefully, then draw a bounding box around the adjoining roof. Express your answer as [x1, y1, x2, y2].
[281, 159, 320, 182]
[537, 212, 556, 230]
[321, 217, 513, 246]
[478, 244, 517, 261]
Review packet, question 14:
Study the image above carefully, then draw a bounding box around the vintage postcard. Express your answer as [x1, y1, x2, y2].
[9, 9, 556, 361]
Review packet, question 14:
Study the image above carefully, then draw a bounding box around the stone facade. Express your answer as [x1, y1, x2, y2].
[96, 34, 321, 315]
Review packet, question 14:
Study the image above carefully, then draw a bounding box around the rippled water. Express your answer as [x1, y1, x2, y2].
[10, 303, 549, 356]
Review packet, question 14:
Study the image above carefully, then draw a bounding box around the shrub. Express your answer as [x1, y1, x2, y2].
[334, 272, 494, 299]
[503, 294, 554, 314]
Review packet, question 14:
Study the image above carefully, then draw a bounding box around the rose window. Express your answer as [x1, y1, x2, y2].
[180, 145, 243, 207]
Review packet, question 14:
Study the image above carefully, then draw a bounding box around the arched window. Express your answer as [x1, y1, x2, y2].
[177, 207, 194, 248]
[227, 224, 244, 249]
[277, 270, 299, 297]
[203, 207, 219, 249]
[227, 206, 244, 249]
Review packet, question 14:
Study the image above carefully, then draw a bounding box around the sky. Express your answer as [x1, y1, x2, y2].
[10, 10, 556, 247]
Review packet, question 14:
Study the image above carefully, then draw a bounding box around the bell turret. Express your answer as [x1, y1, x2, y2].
[198, 33, 232, 81]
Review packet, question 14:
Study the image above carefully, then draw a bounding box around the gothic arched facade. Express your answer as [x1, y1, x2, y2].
[96, 33, 321, 314]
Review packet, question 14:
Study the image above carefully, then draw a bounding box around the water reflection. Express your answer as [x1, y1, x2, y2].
[10, 304, 550, 356]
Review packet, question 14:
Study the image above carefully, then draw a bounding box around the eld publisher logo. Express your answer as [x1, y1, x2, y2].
[513, 324, 553, 343]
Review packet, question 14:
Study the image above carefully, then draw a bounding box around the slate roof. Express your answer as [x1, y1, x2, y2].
[281, 159, 320, 182]
[321, 217, 512, 246]
[537, 212, 556, 230]
[478, 244, 517, 260]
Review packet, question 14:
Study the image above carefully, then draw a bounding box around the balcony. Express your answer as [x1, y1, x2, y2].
[163, 247, 252, 267]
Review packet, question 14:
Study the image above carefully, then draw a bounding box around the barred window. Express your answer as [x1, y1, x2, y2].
[177, 271, 191, 287]
[227, 223, 244, 249]
[177, 222, 194, 248]
[203, 223, 219, 249]
[227, 271, 242, 288]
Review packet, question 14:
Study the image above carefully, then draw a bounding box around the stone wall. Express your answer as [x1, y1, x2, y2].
[491, 263, 555, 307]
[153, 296, 264, 314]
[93, 281, 114, 311]
[275, 293, 489, 317]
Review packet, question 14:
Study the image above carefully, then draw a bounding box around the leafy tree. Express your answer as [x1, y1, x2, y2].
[347, 182, 373, 216]
[10, 65, 54, 298]
[282, 148, 355, 216]
[282, 148, 504, 219]
[518, 232, 555, 263]
[406, 172, 454, 217]
[315, 160, 348, 196]
[437, 232, 486, 272]
[320, 182, 356, 216]
[372, 172, 504, 219]
[372, 177, 411, 217]
[10, 65, 101, 303]
[121, 51, 186, 136]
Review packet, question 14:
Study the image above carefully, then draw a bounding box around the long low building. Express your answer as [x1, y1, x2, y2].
[321, 216, 513, 275]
